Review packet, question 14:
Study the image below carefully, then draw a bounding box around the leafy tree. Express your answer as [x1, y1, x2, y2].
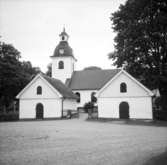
[109, 0, 167, 109]
[46, 63, 52, 77]
[0, 41, 40, 112]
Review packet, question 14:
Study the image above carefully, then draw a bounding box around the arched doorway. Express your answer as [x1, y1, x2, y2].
[36, 103, 44, 119]
[119, 102, 129, 119]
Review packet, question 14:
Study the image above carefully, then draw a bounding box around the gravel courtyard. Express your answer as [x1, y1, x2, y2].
[0, 117, 167, 165]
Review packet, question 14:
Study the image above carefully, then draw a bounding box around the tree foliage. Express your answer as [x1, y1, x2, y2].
[46, 63, 52, 77]
[0, 41, 40, 112]
[109, 0, 167, 97]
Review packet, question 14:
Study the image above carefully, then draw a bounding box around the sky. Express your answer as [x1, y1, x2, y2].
[0, 0, 126, 72]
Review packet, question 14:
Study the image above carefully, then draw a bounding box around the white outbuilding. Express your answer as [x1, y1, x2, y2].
[96, 69, 154, 119]
[16, 74, 77, 120]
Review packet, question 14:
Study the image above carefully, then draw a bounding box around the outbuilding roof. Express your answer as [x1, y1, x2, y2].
[43, 75, 77, 99]
[66, 69, 121, 90]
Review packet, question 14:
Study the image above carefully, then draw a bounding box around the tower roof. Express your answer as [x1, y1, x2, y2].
[51, 41, 74, 57]
[51, 28, 74, 58]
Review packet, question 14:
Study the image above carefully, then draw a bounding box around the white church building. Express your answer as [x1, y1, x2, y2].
[16, 28, 153, 120]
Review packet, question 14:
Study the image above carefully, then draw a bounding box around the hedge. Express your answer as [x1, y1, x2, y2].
[0, 112, 19, 121]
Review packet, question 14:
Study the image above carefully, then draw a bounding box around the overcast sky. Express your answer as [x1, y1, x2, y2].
[0, 0, 126, 72]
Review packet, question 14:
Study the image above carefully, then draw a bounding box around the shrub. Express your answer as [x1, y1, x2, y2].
[153, 110, 167, 121]
[84, 102, 94, 113]
[0, 111, 19, 121]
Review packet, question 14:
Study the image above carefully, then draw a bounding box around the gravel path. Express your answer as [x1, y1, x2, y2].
[0, 117, 167, 165]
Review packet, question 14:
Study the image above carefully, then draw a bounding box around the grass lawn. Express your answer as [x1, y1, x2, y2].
[0, 118, 167, 165]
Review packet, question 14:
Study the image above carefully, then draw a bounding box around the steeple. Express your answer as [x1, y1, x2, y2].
[51, 27, 74, 58]
[50, 28, 76, 83]
[59, 27, 69, 42]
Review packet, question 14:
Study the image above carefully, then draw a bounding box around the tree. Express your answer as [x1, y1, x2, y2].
[109, 0, 167, 110]
[46, 63, 52, 77]
[0, 41, 40, 112]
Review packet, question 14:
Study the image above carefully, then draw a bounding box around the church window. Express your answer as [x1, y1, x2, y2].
[62, 36, 65, 40]
[75, 92, 80, 103]
[37, 86, 42, 95]
[58, 61, 64, 69]
[120, 82, 127, 93]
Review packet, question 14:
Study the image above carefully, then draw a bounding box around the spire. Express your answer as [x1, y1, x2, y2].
[59, 27, 69, 42]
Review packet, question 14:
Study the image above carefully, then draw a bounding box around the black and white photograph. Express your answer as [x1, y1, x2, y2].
[0, 0, 167, 164]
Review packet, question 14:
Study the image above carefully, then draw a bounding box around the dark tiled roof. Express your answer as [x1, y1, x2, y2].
[51, 41, 74, 57]
[67, 69, 121, 90]
[42, 75, 77, 99]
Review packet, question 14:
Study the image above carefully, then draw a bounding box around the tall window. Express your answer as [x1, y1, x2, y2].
[58, 61, 64, 69]
[37, 86, 42, 95]
[75, 92, 80, 103]
[120, 83, 127, 93]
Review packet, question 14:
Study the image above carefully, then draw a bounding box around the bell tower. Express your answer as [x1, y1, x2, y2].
[50, 28, 76, 83]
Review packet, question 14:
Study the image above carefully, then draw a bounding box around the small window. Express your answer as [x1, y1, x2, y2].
[62, 36, 65, 40]
[37, 86, 42, 95]
[75, 92, 80, 103]
[58, 61, 64, 69]
[120, 83, 127, 93]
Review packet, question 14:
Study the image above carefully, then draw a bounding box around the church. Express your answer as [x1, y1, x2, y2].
[16, 28, 153, 120]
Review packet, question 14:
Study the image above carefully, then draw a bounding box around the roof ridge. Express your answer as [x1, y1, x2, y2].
[74, 68, 121, 72]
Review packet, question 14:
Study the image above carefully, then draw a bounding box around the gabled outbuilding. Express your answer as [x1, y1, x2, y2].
[96, 69, 154, 119]
[16, 74, 77, 120]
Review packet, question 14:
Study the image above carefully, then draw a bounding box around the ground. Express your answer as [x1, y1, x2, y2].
[0, 114, 167, 165]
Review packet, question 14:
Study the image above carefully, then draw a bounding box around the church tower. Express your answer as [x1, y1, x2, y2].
[51, 28, 76, 83]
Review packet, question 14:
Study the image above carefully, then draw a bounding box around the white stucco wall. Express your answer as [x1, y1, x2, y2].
[51, 56, 75, 83]
[20, 77, 60, 99]
[18, 76, 76, 119]
[63, 99, 77, 110]
[73, 90, 98, 107]
[97, 72, 153, 119]
[99, 72, 150, 98]
[98, 97, 152, 119]
[19, 99, 62, 119]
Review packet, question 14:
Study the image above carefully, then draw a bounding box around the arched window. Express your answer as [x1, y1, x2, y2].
[91, 92, 97, 103]
[37, 86, 42, 95]
[58, 61, 64, 69]
[75, 92, 80, 103]
[120, 83, 127, 93]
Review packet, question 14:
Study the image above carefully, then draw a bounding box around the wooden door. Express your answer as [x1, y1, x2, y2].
[119, 102, 129, 119]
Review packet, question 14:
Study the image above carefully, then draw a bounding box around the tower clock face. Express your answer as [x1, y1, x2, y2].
[59, 49, 64, 54]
